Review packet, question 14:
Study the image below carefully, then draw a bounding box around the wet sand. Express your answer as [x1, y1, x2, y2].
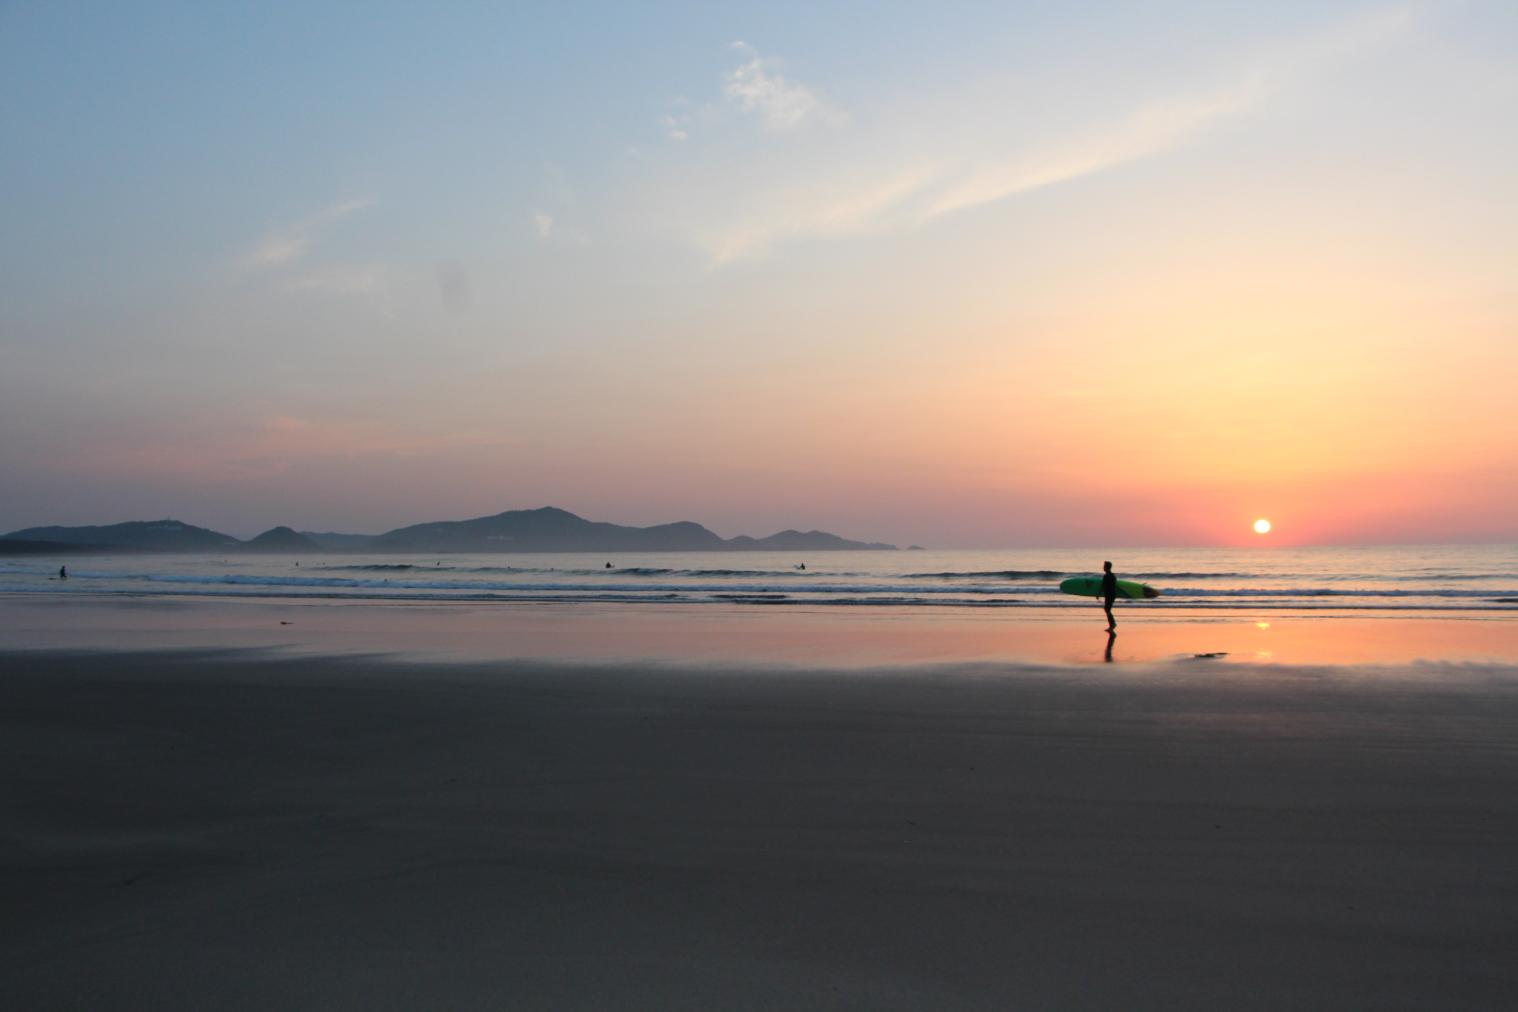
[4, 594, 1518, 666]
[4, 643, 1517, 1009]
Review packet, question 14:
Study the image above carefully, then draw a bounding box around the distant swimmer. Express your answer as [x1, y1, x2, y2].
[1101, 560, 1117, 632]
[605, 562, 613, 569]
[797, 563, 806, 571]
[59, 565, 67, 580]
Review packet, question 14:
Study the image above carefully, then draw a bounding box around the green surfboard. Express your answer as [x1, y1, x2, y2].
[1059, 576, 1160, 600]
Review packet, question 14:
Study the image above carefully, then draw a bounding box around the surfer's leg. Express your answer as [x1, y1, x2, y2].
[1104, 599, 1116, 630]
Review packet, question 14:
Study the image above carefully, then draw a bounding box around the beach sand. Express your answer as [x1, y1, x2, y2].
[4, 626, 1517, 1008]
[4, 594, 1518, 666]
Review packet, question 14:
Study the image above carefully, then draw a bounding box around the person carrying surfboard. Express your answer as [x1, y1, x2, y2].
[1101, 561, 1117, 632]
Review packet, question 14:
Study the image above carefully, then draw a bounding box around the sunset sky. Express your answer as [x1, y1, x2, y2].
[2, 1, 1514, 546]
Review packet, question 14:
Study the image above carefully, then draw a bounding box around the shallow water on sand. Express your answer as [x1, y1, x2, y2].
[3, 596, 1515, 668]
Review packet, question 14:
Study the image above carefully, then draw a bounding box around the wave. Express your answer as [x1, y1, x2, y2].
[5, 550, 1518, 611]
[315, 563, 431, 571]
[8, 568, 1518, 602]
[905, 569, 1518, 582]
[904, 569, 1256, 580]
[687, 568, 816, 577]
[5, 584, 1516, 612]
[317, 563, 553, 574]
[906, 569, 1071, 580]
[312, 563, 817, 578]
[8, 563, 1518, 597]
[1416, 573, 1518, 581]
[10, 559, 1515, 588]
[1162, 586, 1518, 599]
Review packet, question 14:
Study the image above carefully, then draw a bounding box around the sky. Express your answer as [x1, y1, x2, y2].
[2, 1, 1515, 547]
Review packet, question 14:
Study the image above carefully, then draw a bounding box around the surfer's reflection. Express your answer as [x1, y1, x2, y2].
[1104, 630, 1116, 663]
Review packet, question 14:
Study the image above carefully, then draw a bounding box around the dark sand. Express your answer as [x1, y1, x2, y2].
[4, 646, 1518, 1009]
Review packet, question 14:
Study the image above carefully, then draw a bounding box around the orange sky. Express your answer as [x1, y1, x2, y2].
[2, 3, 1514, 544]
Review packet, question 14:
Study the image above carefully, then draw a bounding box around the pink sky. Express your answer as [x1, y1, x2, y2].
[2, 3, 1514, 546]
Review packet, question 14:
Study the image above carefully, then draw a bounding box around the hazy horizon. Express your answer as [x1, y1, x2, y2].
[5, 501, 1517, 551]
[4, 2, 1514, 549]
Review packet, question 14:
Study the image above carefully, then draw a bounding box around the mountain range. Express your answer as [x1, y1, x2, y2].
[0, 507, 897, 554]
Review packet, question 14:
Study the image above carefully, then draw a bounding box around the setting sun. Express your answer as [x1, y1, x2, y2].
[1254, 518, 1272, 535]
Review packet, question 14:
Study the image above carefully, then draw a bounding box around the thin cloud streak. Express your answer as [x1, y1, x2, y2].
[284, 264, 387, 296]
[921, 4, 1413, 223]
[238, 198, 372, 269]
[701, 163, 940, 264]
[663, 6, 1415, 264]
[918, 88, 1249, 222]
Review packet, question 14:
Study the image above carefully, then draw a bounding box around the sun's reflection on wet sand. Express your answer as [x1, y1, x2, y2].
[1, 597, 1514, 669]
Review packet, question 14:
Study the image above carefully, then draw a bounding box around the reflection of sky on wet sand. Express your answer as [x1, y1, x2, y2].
[4, 597, 1516, 669]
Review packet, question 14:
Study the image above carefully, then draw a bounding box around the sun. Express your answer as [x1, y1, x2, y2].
[1253, 518, 1272, 535]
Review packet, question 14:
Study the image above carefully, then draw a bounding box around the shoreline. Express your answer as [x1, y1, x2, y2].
[8, 587, 1518, 611]
[2, 593, 1516, 668]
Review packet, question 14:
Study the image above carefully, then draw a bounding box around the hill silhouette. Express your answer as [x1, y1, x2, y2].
[727, 529, 897, 552]
[3, 507, 895, 553]
[242, 527, 322, 552]
[371, 507, 894, 553]
[2, 519, 239, 552]
[300, 531, 379, 551]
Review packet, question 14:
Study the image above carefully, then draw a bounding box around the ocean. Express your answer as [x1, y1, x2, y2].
[5, 543, 1517, 611]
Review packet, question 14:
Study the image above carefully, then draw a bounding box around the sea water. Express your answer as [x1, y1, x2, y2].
[4, 544, 1516, 611]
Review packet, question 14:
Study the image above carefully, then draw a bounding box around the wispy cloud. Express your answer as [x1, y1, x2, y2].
[660, 114, 689, 142]
[661, 43, 842, 142]
[723, 41, 843, 131]
[917, 4, 1414, 224]
[699, 163, 940, 264]
[919, 88, 1249, 222]
[653, 7, 1414, 264]
[284, 264, 387, 296]
[529, 162, 594, 245]
[238, 198, 371, 269]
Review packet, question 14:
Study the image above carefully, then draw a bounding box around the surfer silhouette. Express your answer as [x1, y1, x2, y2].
[59, 565, 67, 580]
[1100, 561, 1117, 632]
